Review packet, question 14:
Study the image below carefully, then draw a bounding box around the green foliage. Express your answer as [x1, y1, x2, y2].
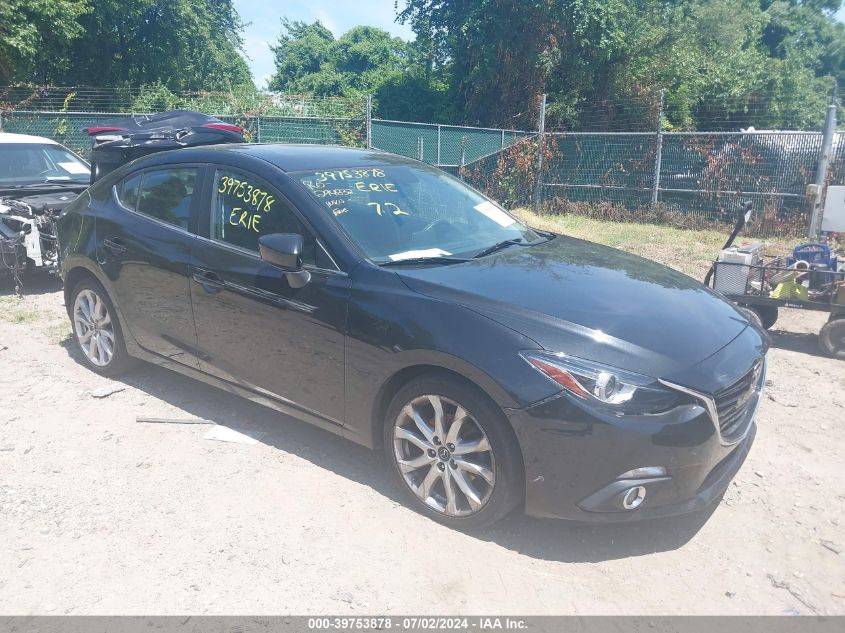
[2, 0, 254, 91]
[3, 1, 843, 133]
[268, 18, 450, 119]
[398, 0, 845, 130]
[130, 83, 181, 112]
[0, 0, 89, 83]
[374, 72, 450, 121]
[269, 20, 336, 92]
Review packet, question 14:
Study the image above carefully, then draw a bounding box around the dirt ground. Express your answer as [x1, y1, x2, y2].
[1, 269, 843, 616]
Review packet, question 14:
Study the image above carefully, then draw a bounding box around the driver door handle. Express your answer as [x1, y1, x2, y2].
[192, 269, 225, 293]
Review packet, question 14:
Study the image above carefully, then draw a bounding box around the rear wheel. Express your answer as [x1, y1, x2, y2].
[818, 318, 845, 359]
[70, 278, 135, 375]
[383, 374, 523, 529]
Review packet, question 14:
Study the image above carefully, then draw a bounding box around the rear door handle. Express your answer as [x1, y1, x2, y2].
[102, 237, 127, 255]
[192, 269, 225, 293]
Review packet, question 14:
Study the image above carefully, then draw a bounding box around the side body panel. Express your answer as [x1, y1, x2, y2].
[190, 237, 351, 427]
[341, 265, 555, 447]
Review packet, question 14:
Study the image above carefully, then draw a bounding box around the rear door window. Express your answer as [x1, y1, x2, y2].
[136, 168, 198, 230]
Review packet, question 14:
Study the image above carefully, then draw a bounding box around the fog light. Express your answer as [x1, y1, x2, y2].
[621, 486, 647, 510]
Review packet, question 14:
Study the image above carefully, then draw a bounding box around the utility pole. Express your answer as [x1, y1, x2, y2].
[808, 97, 837, 238]
[533, 93, 547, 210]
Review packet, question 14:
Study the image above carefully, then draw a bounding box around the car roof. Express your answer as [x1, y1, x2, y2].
[0, 132, 60, 145]
[146, 143, 419, 172]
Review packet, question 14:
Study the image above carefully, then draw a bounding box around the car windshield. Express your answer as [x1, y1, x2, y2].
[0, 143, 90, 185]
[295, 163, 542, 263]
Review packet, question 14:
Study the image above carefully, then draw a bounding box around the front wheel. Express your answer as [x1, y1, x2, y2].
[70, 278, 135, 376]
[383, 374, 524, 529]
[819, 318, 845, 359]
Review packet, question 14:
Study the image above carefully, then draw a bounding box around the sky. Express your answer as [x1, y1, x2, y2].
[233, 0, 413, 88]
[236, 1, 845, 89]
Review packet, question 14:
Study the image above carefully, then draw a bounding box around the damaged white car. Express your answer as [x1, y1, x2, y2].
[0, 133, 90, 292]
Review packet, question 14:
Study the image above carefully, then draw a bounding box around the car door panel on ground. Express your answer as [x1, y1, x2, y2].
[96, 166, 203, 368]
[190, 166, 350, 427]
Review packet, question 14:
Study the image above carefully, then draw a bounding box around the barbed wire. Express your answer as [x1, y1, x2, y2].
[0, 86, 367, 119]
[2, 85, 838, 132]
[544, 89, 840, 133]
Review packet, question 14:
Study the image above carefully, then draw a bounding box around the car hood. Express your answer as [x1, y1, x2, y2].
[395, 235, 751, 379]
[7, 190, 81, 212]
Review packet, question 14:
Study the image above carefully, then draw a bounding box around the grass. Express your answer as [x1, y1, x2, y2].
[512, 208, 796, 278]
[45, 322, 73, 346]
[0, 296, 71, 344]
[0, 296, 41, 324]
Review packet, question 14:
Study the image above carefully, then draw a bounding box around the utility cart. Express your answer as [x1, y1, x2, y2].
[705, 202, 845, 359]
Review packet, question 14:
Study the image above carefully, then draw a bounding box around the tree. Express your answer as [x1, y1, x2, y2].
[398, 0, 845, 130]
[2, 0, 253, 91]
[60, 0, 253, 90]
[0, 0, 89, 84]
[269, 20, 415, 100]
[269, 19, 336, 92]
[396, 0, 639, 128]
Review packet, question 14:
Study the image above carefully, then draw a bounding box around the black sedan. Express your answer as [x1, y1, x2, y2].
[56, 144, 767, 529]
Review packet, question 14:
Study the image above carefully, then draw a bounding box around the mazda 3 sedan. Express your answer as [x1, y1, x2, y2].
[56, 144, 767, 529]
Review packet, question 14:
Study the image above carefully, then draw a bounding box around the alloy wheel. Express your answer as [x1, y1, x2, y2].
[73, 288, 115, 367]
[393, 394, 496, 517]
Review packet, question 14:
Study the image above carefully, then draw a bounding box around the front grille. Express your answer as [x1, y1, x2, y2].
[714, 359, 764, 442]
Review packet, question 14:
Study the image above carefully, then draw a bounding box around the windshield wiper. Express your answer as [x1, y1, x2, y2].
[472, 238, 525, 259]
[379, 256, 469, 267]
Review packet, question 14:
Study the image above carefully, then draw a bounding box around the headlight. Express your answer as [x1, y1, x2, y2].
[520, 351, 687, 416]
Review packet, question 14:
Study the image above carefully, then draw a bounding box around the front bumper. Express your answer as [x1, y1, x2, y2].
[506, 387, 757, 522]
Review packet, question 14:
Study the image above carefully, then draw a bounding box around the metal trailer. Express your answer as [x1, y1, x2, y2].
[704, 202, 845, 359]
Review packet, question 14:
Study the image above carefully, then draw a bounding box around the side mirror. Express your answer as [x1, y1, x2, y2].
[258, 233, 311, 288]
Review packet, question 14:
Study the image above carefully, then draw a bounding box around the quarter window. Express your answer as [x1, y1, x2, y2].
[136, 168, 198, 230]
[211, 168, 316, 265]
[116, 173, 142, 210]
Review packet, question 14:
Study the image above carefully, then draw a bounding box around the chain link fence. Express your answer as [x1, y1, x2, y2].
[537, 131, 831, 236]
[372, 94, 843, 238]
[0, 87, 368, 157]
[371, 119, 534, 170]
[0, 110, 367, 159]
[1, 85, 841, 237]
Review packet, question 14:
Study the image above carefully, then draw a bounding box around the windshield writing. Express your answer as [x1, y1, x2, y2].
[297, 164, 539, 262]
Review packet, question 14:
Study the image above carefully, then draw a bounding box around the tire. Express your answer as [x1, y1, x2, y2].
[383, 372, 524, 530]
[69, 277, 136, 376]
[737, 306, 763, 330]
[818, 318, 845, 360]
[744, 305, 778, 330]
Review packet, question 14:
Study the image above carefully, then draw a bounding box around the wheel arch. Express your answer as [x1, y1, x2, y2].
[370, 363, 511, 450]
[62, 263, 135, 354]
[63, 265, 101, 315]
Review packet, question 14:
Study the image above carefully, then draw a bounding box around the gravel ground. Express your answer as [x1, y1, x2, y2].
[0, 273, 843, 616]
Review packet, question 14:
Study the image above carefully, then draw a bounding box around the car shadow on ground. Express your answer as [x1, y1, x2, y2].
[0, 271, 63, 297]
[767, 327, 827, 358]
[64, 344, 716, 564]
